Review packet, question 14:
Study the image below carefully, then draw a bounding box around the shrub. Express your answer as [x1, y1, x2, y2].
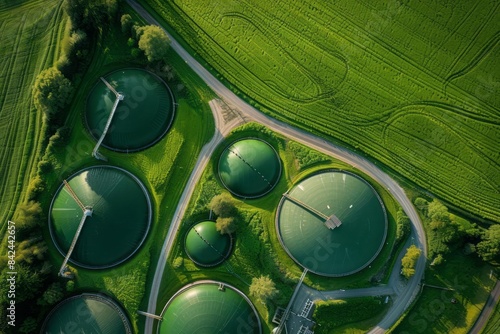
[173, 257, 183, 269]
[313, 297, 383, 332]
[66, 280, 75, 292]
[38, 282, 64, 306]
[27, 176, 46, 200]
[121, 14, 134, 34]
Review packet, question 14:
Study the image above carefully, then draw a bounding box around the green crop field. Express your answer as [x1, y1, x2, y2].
[139, 0, 500, 222]
[0, 0, 68, 239]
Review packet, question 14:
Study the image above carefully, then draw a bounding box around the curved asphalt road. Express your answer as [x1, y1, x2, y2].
[126, 1, 427, 333]
[469, 280, 500, 334]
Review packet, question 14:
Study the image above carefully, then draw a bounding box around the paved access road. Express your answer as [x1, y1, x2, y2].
[469, 280, 500, 334]
[126, 1, 427, 333]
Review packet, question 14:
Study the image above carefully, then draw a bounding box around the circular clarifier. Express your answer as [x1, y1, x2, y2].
[185, 221, 232, 267]
[49, 165, 152, 269]
[41, 294, 132, 334]
[85, 68, 175, 152]
[276, 170, 387, 277]
[158, 281, 261, 334]
[218, 138, 281, 198]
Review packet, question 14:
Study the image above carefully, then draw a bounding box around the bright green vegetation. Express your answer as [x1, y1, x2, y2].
[41, 294, 132, 333]
[158, 282, 261, 334]
[219, 138, 282, 198]
[85, 68, 174, 151]
[277, 171, 387, 277]
[184, 220, 232, 267]
[313, 297, 389, 333]
[0, 0, 68, 244]
[400, 245, 421, 279]
[50, 166, 151, 268]
[159, 123, 400, 332]
[139, 0, 500, 222]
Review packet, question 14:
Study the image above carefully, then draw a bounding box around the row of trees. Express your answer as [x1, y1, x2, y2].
[1, 1, 122, 332]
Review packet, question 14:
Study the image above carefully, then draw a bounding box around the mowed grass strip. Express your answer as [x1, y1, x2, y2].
[138, 0, 500, 222]
[0, 0, 68, 242]
[394, 254, 496, 334]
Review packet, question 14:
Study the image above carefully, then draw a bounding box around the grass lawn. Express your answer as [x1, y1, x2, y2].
[0, 0, 68, 247]
[138, 0, 500, 223]
[36, 3, 215, 332]
[482, 296, 500, 334]
[392, 208, 497, 334]
[156, 123, 401, 333]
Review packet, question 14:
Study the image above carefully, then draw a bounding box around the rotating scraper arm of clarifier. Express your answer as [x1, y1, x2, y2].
[92, 77, 125, 161]
[58, 181, 93, 278]
[282, 193, 341, 229]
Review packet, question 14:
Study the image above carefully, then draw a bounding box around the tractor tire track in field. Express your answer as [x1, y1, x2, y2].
[222, 11, 347, 103]
[312, 0, 500, 121]
[382, 111, 499, 191]
[444, 1, 500, 87]
[0, 0, 63, 226]
[0, 16, 27, 207]
[444, 30, 500, 89]
[382, 102, 500, 168]
[0, 15, 26, 116]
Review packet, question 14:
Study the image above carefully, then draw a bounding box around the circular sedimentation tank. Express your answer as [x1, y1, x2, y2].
[49, 165, 152, 269]
[41, 294, 132, 333]
[185, 221, 232, 267]
[276, 170, 387, 277]
[218, 138, 281, 198]
[85, 68, 175, 152]
[158, 281, 261, 334]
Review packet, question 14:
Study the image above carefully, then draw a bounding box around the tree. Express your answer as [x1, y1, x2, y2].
[13, 264, 44, 303]
[216, 216, 236, 235]
[64, 0, 117, 31]
[121, 14, 134, 34]
[27, 175, 46, 200]
[396, 209, 411, 242]
[430, 253, 445, 266]
[33, 67, 72, 119]
[401, 245, 421, 279]
[209, 193, 236, 218]
[477, 225, 500, 262]
[137, 25, 170, 62]
[414, 197, 428, 211]
[38, 282, 64, 306]
[14, 200, 42, 230]
[427, 199, 449, 222]
[249, 275, 278, 304]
